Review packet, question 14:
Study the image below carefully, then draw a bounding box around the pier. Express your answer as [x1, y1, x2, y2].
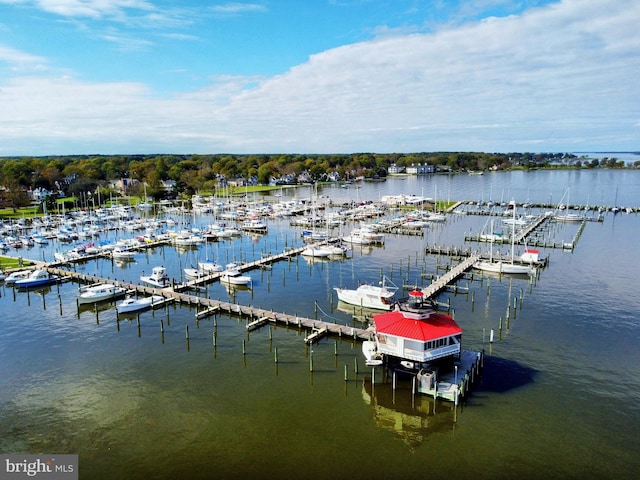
[421, 255, 479, 299]
[42, 265, 373, 341]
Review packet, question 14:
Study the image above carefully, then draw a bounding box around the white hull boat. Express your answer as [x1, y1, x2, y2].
[111, 246, 136, 259]
[140, 266, 171, 288]
[473, 260, 533, 275]
[300, 245, 333, 258]
[334, 276, 398, 311]
[116, 295, 164, 314]
[198, 261, 224, 273]
[78, 284, 127, 304]
[220, 263, 252, 286]
[4, 270, 31, 285]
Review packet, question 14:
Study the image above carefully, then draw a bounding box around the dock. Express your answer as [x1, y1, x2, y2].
[41, 265, 373, 341]
[415, 349, 484, 403]
[421, 255, 479, 299]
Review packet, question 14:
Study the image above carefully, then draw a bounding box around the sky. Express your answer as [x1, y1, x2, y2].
[0, 0, 638, 156]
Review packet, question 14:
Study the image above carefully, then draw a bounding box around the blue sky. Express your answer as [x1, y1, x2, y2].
[0, 0, 638, 155]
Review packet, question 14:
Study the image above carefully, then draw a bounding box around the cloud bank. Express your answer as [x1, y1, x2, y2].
[0, 0, 638, 155]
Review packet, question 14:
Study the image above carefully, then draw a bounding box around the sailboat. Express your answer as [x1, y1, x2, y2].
[474, 205, 534, 275]
[554, 187, 582, 222]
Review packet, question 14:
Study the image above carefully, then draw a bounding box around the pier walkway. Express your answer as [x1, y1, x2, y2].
[421, 255, 479, 299]
[43, 262, 372, 344]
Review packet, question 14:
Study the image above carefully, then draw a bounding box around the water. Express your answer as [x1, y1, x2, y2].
[1, 170, 639, 479]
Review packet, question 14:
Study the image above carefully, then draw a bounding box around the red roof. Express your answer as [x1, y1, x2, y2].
[373, 309, 462, 341]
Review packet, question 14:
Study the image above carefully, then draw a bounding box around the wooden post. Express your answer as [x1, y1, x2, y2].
[274, 347, 278, 363]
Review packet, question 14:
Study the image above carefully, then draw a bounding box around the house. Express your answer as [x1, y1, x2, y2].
[388, 163, 405, 175]
[406, 163, 435, 175]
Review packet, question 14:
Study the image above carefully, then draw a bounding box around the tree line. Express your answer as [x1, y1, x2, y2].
[0, 151, 633, 210]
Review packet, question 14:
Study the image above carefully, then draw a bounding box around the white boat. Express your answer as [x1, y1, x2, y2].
[554, 187, 584, 223]
[14, 269, 58, 288]
[325, 243, 349, 256]
[140, 266, 171, 288]
[184, 268, 205, 279]
[300, 244, 333, 258]
[116, 295, 164, 314]
[341, 231, 372, 245]
[4, 270, 31, 285]
[172, 230, 204, 246]
[198, 260, 224, 273]
[348, 226, 385, 244]
[334, 276, 398, 311]
[240, 218, 268, 233]
[78, 284, 127, 304]
[475, 206, 534, 275]
[220, 263, 252, 286]
[111, 246, 136, 259]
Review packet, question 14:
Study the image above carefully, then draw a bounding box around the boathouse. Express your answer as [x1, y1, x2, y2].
[372, 292, 462, 369]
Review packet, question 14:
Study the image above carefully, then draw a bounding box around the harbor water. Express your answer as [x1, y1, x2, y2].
[1, 169, 639, 479]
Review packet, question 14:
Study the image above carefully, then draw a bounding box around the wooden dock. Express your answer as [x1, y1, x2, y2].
[41, 265, 373, 342]
[421, 255, 479, 299]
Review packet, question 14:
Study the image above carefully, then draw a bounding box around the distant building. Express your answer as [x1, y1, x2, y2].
[29, 187, 51, 201]
[388, 163, 405, 174]
[110, 178, 140, 194]
[406, 163, 434, 175]
[161, 179, 176, 192]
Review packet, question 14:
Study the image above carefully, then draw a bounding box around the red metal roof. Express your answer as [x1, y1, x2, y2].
[373, 309, 462, 341]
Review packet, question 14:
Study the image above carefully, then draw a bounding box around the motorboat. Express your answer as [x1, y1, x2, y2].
[4, 270, 31, 285]
[184, 268, 206, 279]
[219, 263, 252, 286]
[342, 226, 384, 245]
[240, 218, 268, 233]
[14, 269, 58, 288]
[111, 246, 136, 259]
[198, 260, 224, 273]
[116, 295, 164, 314]
[140, 266, 171, 287]
[300, 244, 333, 258]
[334, 276, 398, 311]
[78, 284, 127, 304]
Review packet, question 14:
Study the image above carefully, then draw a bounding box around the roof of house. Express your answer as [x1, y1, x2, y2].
[373, 309, 462, 341]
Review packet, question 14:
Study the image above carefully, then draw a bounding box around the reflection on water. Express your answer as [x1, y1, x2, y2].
[362, 378, 457, 449]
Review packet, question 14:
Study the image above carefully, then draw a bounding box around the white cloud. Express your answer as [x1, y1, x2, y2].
[0, 0, 638, 154]
[209, 3, 267, 15]
[0, 45, 48, 71]
[32, 0, 155, 19]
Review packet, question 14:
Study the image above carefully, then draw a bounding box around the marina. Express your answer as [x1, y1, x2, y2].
[1, 169, 639, 479]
